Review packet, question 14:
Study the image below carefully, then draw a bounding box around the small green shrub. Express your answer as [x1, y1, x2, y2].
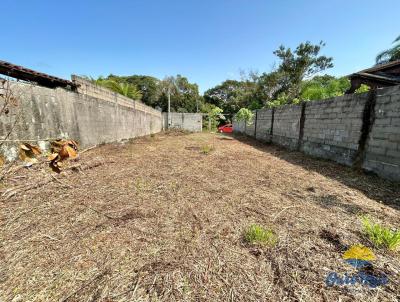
[200, 144, 214, 154]
[244, 224, 277, 246]
[235, 108, 254, 125]
[361, 216, 400, 251]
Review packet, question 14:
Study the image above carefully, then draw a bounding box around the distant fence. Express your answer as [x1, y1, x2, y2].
[233, 85, 400, 182]
[162, 112, 203, 132]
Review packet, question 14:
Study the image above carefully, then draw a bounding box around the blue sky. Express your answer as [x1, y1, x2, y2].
[2, 0, 399, 93]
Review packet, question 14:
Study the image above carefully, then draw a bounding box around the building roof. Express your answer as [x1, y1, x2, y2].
[348, 60, 400, 86]
[0, 60, 77, 90]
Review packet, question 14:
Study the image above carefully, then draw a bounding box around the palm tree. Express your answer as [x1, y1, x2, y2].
[376, 35, 400, 64]
[94, 78, 142, 100]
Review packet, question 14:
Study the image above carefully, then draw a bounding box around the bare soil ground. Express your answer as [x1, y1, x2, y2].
[1, 131, 399, 302]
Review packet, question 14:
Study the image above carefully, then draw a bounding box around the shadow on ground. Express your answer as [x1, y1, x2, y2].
[230, 133, 400, 211]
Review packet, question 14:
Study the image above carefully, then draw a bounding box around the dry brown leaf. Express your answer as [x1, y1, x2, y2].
[64, 145, 78, 159]
[48, 139, 79, 173]
[19, 143, 41, 164]
[0, 155, 4, 167]
[20, 144, 30, 151]
[29, 145, 42, 156]
[48, 153, 59, 161]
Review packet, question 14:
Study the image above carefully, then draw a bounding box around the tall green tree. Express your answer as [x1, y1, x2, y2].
[109, 75, 160, 106]
[263, 41, 333, 104]
[203, 79, 259, 115]
[158, 75, 202, 112]
[300, 75, 349, 100]
[376, 35, 400, 64]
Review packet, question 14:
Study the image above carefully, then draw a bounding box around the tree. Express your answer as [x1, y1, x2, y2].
[90, 76, 143, 100]
[104, 81, 142, 100]
[235, 108, 254, 125]
[300, 75, 349, 100]
[109, 75, 160, 107]
[204, 79, 259, 115]
[201, 103, 224, 129]
[376, 35, 400, 64]
[265, 41, 333, 104]
[158, 75, 202, 112]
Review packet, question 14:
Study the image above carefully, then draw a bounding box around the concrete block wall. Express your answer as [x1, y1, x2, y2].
[0, 80, 162, 161]
[272, 105, 302, 150]
[302, 94, 367, 165]
[363, 87, 400, 180]
[244, 119, 256, 137]
[234, 120, 245, 133]
[71, 76, 161, 116]
[255, 109, 273, 142]
[233, 85, 400, 182]
[162, 112, 203, 132]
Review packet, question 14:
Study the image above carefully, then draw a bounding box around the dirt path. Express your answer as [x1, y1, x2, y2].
[1, 132, 399, 301]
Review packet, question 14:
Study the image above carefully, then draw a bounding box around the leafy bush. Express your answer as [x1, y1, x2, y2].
[235, 108, 254, 125]
[244, 224, 277, 246]
[361, 216, 400, 251]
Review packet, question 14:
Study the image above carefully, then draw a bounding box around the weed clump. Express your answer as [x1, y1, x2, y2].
[361, 216, 400, 251]
[244, 224, 277, 246]
[200, 144, 214, 154]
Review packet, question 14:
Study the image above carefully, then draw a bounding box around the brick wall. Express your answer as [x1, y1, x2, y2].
[233, 85, 400, 182]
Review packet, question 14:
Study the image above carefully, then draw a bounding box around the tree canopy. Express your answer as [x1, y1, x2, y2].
[90, 74, 203, 113]
[86, 38, 386, 116]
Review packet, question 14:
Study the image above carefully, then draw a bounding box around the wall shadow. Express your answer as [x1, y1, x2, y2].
[231, 133, 400, 212]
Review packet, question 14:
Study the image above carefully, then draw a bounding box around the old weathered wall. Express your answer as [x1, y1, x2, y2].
[162, 113, 203, 132]
[272, 105, 303, 150]
[363, 86, 400, 180]
[302, 94, 367, 165]
[244, 118, 256, 137]
[233, 85, 400, 182]
[255, 109, 273, 142]
[0, 77, 162, 161]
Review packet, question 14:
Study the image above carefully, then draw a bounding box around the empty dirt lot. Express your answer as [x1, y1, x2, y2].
[1, 131, 399, 301]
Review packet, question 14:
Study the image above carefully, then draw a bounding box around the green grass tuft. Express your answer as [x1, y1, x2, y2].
[200, 144, 214, 154]
[361, 216, 400, 251]
[244, 224, 277, 246]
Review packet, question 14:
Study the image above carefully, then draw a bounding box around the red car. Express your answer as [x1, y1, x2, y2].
[218, 124, 233, 133]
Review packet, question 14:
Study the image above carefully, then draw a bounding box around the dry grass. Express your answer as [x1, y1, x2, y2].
[0, 132, 399, 301]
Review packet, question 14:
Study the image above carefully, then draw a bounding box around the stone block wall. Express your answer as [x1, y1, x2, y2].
[233, 85, 400, 182]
